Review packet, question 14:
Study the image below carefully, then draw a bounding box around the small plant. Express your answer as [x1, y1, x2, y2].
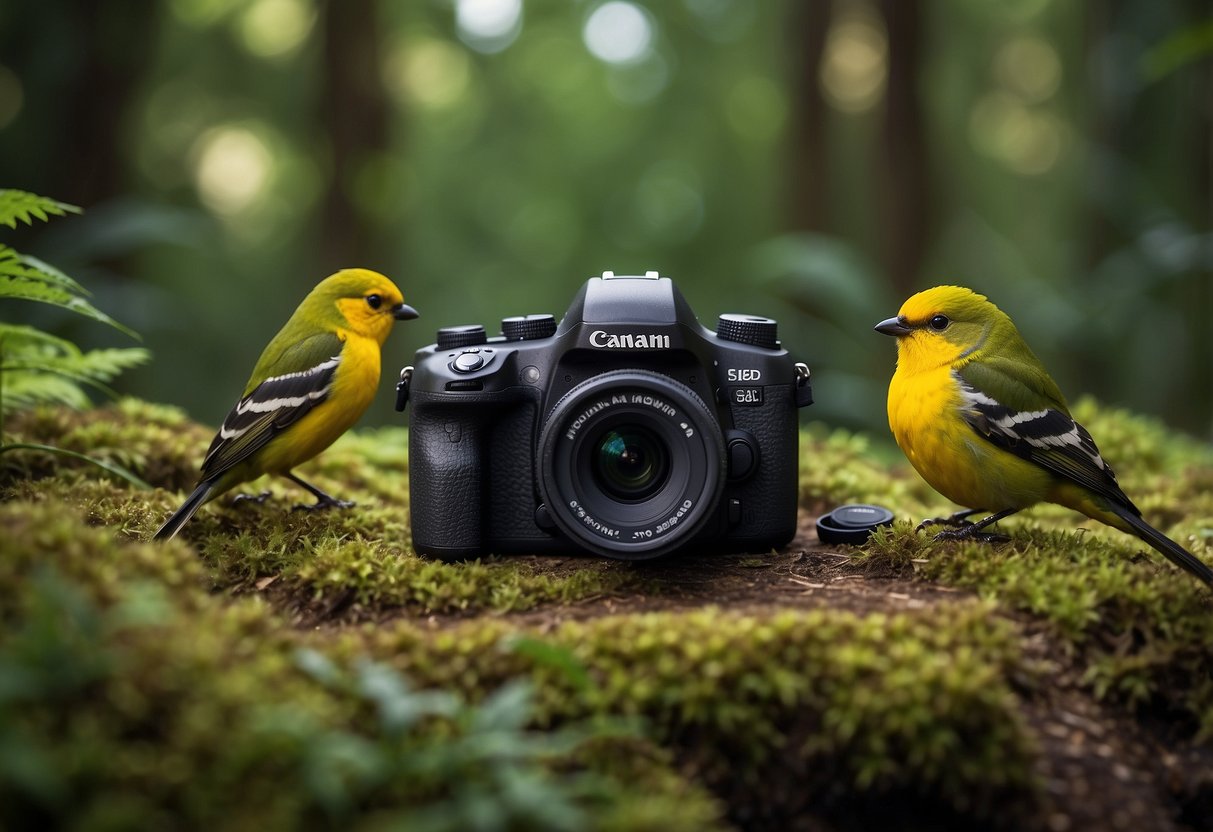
[281, 648, 617, 831]
[0, 189, 149, 486]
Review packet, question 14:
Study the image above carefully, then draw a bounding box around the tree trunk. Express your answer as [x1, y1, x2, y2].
[785, 0, 833, 232]
[878, 0, 930, 295]
[318, 0, 392, 271]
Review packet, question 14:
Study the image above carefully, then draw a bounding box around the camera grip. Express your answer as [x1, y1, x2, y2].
[409, 408, 485, 558]
[729, 383, 799, 545]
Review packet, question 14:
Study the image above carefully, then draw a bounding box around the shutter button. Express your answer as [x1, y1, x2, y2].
[452, 351, 485, 373]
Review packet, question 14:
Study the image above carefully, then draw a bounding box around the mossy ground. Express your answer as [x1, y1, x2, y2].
[2, 398, 1211, 831]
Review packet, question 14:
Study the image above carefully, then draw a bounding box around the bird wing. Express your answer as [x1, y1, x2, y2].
[956, 359, 1139, 514]
[200, 332, 344, 482]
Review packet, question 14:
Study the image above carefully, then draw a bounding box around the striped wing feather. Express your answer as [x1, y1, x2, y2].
[200, 333, 343, 481]
[956, 361, 1139, 515]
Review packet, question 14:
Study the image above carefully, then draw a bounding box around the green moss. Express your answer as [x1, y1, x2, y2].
[0, 501, 206, 606]
[800, 424, 936, 516]
[0, 507, 725, 832]
[836, 398, 1213, 734]
[909, 528, 1213, 736]
[853, 521, 931, 575]
[3, 399, 212, 491]
[353, 602, 1039, 822]
[3, 398, 1212, 828]
[293, 542, 639, 614]
[2, 408, 636, 614]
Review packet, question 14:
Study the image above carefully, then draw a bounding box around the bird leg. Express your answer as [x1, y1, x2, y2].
[916, 508, 982, 532]
[930, 508, 1021, 544]
[231, 490, 272, 506]
[285, 472, 355, 511]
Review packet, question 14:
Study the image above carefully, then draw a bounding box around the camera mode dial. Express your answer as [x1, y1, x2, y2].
[502, 314, 557, 341]
[437, 325, 487, 350]
[716, 314, 779, 350]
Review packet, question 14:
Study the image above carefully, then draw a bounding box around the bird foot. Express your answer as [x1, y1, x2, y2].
[231, 490, 272, 506]
[292, 497, 355, 512]
[931, 526, 1010, 544]
[912, 511, 980, 531]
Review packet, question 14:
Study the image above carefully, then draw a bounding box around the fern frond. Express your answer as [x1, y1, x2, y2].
[0, 272, 139, 339]
[0, 349, 146, 417]
[2, 372, 92, 413]
[0, 323, 82, 355]
[0, 189, 80, 229]
[1, 347, 149, 383]
[0, 187, 147, 424]
[0, 245, 90, 296]
[0, 328, 148, 415]
[19, 252, 90, 294]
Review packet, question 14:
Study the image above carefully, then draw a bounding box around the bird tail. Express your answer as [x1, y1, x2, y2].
[152, 481, 215, 542]
[1105, 502, 1213, 587]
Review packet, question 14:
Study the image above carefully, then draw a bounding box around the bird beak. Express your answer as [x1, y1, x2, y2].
[392, 303, 419, 321]
[875, 316, 911, 337]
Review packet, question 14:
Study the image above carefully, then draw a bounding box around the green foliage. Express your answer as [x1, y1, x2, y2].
[799, 423, 939, 517]
[359, 603, 1039, 824]
[1141, 19, 1213, 80]
[0, 189, 148, 419]
[0, 189, 150, 487]
[3, 399, 1212, 827]
[277, 650, 622, 831]
[839, 400, 1213, 736]
[1, 402, 643, 615]
[808, 398, 1213, 738]
[1, 399, 205, 494]
[913, 528, 1213, 738]
[0, 503, 726, 832]
[0, 189, 79, 228]
[0, 324, 148, 410]
[854, 521, 932, 575]
[290, 542, 640, 615]
[756, 234, 900, 434]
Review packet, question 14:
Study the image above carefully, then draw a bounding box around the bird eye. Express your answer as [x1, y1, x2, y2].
[928, 314, 950, 331]
[365, 294, 382, 310]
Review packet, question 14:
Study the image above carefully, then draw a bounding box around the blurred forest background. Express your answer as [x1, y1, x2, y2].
[0, 0, 1210, 439]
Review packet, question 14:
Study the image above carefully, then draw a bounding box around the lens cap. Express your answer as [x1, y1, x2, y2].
[816, 504, 895, 545]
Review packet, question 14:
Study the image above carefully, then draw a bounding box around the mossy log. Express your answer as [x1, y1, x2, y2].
[2, 399, 1211, 831]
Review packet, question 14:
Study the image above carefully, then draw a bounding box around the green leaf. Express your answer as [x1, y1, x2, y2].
[1, 347, 150, 383]
[0, 245, 89, 295]
[0, 323, 82, 356]
[500, 635, 592, 691]
[294, 648, 342, 687]
[2, 373, 92, 412]
[0, 324, 147, 415]
[2, 367, 120, 406]
[0, 187, 148, 432]
[0, 190, 80, 229]
[354, 659, 459, 735]
[0, 349, 149, 413]
[470, 680, 535, 733]
[0, 274, 140, 339]
[1142, 20, 1213, 81]
[17, 252, 91, 296]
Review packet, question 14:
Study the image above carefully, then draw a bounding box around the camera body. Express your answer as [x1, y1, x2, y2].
[402, 271, 812, 560]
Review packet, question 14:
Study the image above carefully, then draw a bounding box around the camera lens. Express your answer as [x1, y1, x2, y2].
[538, 369, 726, 560]
[592, 426, 669, 501]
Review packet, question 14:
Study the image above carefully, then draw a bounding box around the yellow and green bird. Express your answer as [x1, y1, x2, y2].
[153, 268, 418, 541]
[876, 285, 1212, 587]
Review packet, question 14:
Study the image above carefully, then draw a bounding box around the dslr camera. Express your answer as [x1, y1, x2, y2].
[398, 271, 812, 561]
